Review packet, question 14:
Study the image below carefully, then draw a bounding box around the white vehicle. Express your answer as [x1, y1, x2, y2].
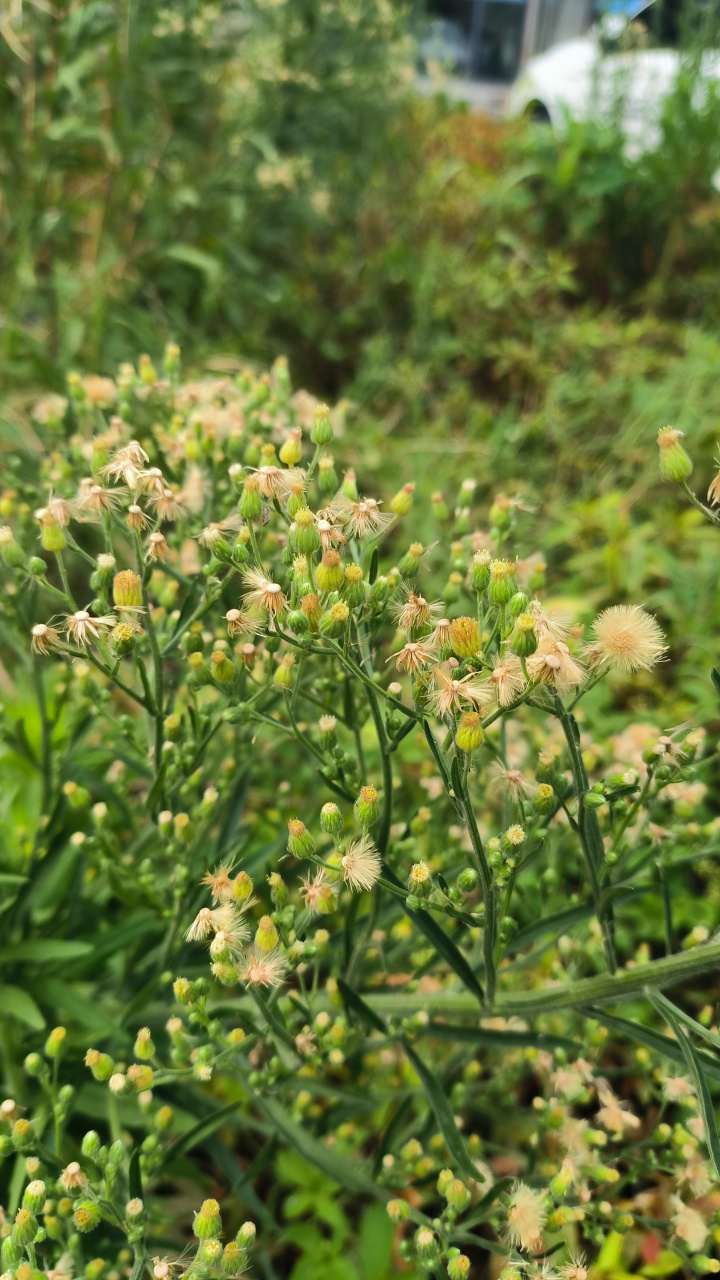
[509, 0, 720, 151]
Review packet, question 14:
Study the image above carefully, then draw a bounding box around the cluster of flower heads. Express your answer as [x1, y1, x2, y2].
[184, 791, 383, 994]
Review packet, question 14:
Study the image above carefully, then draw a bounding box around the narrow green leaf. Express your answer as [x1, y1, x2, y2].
[584, 1006, 720, 1084]
[254, 1094, 383, 1197]
[426, 1022, 577, 1053]
[711, 666, 720, 700]
[161, 1101, 242, 1164]
[0, 940, 92, 964]
[337, 978, 388, 1034]
[146, 761, 167, 818]
[372, 1095, 414, 1177]
[128, 1147, 143, 1201]
[216, 770, 250, 854]
[0, 874, 28, 886]
[0, 985, 46, 1029]
[368, 548, 379, 586]
[403, 1042, 477, 1180]
[646, 988, 720, 1179]
[231, 1135, 278, 1194]
[641, 989, 720, 1052]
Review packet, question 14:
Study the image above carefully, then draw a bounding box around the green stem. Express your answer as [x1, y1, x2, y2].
[135, 535, 164, 774]
[356, 623, 392, 856]
[554, 696, 617, 975]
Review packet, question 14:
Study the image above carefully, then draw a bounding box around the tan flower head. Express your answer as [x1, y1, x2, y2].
[251, 465, 303, 500]
[427, 665, 492, 718]
[330, 493, 394, 540]
[145, 532, 169, 562]
[506, 1182, 546, 1253]
[243, 568, 287, 615]
[490, 653, 525, 706]
[75, 480, 124, 517]
[31, 623, 60, 655]
[591, 605, 666, 673]
[527, 636, 585, 694]
[64, 610, 115, 646]
[389, 641, 434, 674]
[135, 467, 166, 496]
[201, 865, 236, 903]
[341, 835, 381, 892]
[237, 947, 286, 989]
[394, 589, 442, 633]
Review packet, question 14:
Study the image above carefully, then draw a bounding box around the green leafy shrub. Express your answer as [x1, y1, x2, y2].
[1, 350, 720, 1277]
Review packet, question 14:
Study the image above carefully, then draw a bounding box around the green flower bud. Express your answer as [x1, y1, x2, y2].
[407, 862, 432, 899]
[317, 456, 337, 494]
[28, 556, 47, 577]
[41, 521, 66, 553]
[193, 1198, 222, 1241]
[431, 491, 448, 521]
[24, 1053, 44, 1078]
[22, 1181, 46, 1214]
[470, 550, 491, 591]
[287, 818, 315, 857]
[236, 1221, 256, 1250]
[415, 1227, 439, 1265]
[386, 1199, 409, 1222]
[448, 1257, 471, 1280]
[238, 476, 263, 520]
[291, 508, 320, 555]
[370, 575, 389, 604]
[487, 560, 516, 606]
[13, 1208, 39, 1246]
[510, 613, 538, 658]
[319, 601, 350, 638]
[449, 616, 480, 659]
[73, 1201, 100, 1234]
[455, 711, 484, 753]
[657, 426, 692, 482]
[316, 551, 344, 593]
[279, 428, 302, 466]
[354, 785, 379, 827]
[44, 1026, 66, 1059]
[341, 563, 366, 608]
[11, 1119, 33, 1150]
[398, 542, 423, 577]
[533, 782, 555, 814]
[390, 484, 414, 517]
[320, 802, 343, 836]
[456, 867, 478, 894]
[311, 404, 333, 446]
[81, 1131, 101, 1160]
[508, 591, 528, 618]
[287, 609, 309, 635]
[254, 915, 279, 952]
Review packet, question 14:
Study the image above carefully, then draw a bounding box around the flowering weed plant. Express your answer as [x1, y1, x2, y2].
[0, 354, 719, 1278]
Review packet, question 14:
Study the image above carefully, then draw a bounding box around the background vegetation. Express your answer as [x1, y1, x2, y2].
[3, 0, 720, 1277]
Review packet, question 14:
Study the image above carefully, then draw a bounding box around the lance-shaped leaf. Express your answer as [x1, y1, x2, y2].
[403, 1042, 478, 1181]
[646, 988, 720, 1180]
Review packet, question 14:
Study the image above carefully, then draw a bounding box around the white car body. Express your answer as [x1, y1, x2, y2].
[508, 3, 720, 154]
